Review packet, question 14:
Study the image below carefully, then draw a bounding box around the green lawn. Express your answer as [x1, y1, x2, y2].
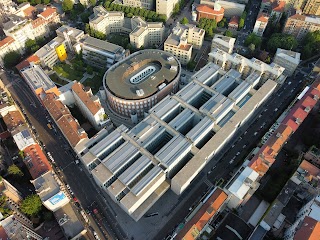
[107, 33, 129, 49]
[53, 62, 84, 81]
[49, 73, 70, 86]
[83, 74, 103, 94]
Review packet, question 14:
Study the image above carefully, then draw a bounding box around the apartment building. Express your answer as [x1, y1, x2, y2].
[71, 82, 109, 130]
[304, 145, 320, 166]
[75, 62, 279, 221]
[41, 92, 88, 148]
[129, 17, 164, 48]
[2, 17, 34, 48]
[208, 48, 285, 83]
[284, 195, 320, 239]
[225, 166, 260, 208]
[3, 7, 59, 47]
[200, 0, 245, 17]
[253, 13, 269, 37]
[273, 48, 301, 76]
[260, 0, 285, 23]
[156, 0, 179, 18]
[283, 13, 320, 40]
[211, 34, 236, 54]
[11, 126, 35, 151]
[0, 215, 43, 240]
[89, 7, 164, 48]
[81, 36, 126, 69]
[301, 0, 320, 15]
[20, 63, 59, 96]
[0, 36, 21, 67]
[176, 188, 228, 239]
[23, 143, 52, 179]
[32, 7, 60, 39]
[123, 0, 154, 10]
[164, 23, 205, 65]
[35, 36, 66, 69]
[89, 6, 124, 35]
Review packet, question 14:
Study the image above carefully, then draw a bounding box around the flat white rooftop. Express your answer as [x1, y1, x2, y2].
[77, 61, 279, 220]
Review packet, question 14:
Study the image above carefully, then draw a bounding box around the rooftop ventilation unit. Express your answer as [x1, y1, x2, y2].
[167, 56, 174, 61]
[136, 89, 144, 97]
[276, 132, 282, 138]
[304, 106, 311, 113]
[314, 94, 319, 100]
[295, 118, 302, 125]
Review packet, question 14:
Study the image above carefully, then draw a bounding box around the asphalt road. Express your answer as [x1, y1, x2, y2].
[0, 71, 127, 240]
[236, 0, 262, 47]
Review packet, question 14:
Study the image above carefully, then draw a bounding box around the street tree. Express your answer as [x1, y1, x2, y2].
[266, 33, 298, 53]
[21, 195, 42, 217]
[224, 30, 233, 37]
[7, 164, 24, 177]
[244, 33, 262, 48]
[3, 51, 21, 69]
[62, 0, 74, 12]
[180, 17, 189, 24]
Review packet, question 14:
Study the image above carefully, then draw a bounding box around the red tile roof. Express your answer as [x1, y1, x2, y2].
[299, 160, 320, 178]
[3, 111, 25, 132]
[294, 216, 320, 240]
[39, 7, 56, 19]
[42, 93, 87, 147]
[71, 82, 101, 115]
[229, 16, 239, 25]
[0, 36, 15, 49]
[289, 14, 306, 21]
[196, 5, 225, 15]
[32, 17, 46, 28]
[23, 143, 52, 179]
[16, 55, 40, 71]
[175, 188, 228, 240]
[272, 1, 285, 12]
[23, 5, 36, 17]
[249, 79, 320, 176]
[257, 13, 269, 23]
[283, 81, 320, 132]
[0, 226, 8, 239]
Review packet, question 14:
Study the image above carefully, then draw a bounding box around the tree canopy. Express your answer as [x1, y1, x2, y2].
[21, 195, 43, 217]
[266, 33, 298, 53]
[198, 18, 217, 37]
[62, 0, 74, 12]
[85, 24, 106, 40]
[224, 30, 233, 37]
[180, 17, 189, 25]
[8, 164, 24, 177]
[3, 52, 21, 69]
[217, 18, 227, 28]
[301, 30, 320, 59]
[103, 1, 166, 22]
[238, 11, 246, 30]
[244, 33, 262, 48]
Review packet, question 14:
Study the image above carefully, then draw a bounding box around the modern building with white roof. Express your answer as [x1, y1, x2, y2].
[81, 35, 126, 69]
[11, 126, 35, 151]
[226, 166, 260, 208]
[209, 48, 286, 84]
[20, 63, 59, 96]
[273, 48, 301, 76]
[31, 170, 69, 212]
[211, 34, 236, 54]
[75, 60, 279, 221]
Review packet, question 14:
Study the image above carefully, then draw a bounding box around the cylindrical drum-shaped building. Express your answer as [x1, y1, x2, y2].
[103, 49, 181, 117]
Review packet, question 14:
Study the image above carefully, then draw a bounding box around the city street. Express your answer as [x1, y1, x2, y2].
[0, 71, 127, 240]
[236, 0, 262, 47]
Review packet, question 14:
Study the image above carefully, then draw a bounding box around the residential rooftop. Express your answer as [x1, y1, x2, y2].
[23, 143, 52, 179]
[20, 64, 56, 93]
